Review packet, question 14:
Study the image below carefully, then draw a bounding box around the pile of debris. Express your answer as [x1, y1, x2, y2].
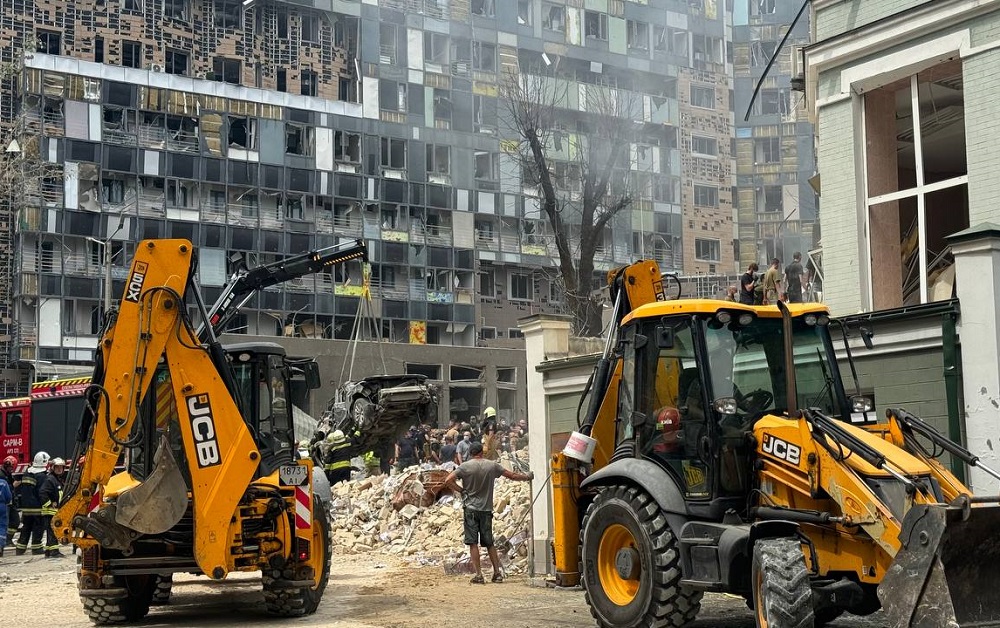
[327, 452, 532, 575]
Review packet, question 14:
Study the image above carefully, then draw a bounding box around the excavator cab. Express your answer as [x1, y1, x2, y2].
[616, 305, 847, 505]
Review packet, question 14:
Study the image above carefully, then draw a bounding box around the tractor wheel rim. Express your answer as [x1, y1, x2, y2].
[755, 569, 769, 628]
[597, 523, 640, 606]
[310, 509, 326, 590]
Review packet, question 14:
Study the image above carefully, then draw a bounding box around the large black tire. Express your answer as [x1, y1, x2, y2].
[263, 496, 331, 617]
[813, 607, 843, 626]
[81, 575, 156, 625]
[580, 485, 702, 628]
[751, 538, 815, 628]
[151, 574, 172, 605]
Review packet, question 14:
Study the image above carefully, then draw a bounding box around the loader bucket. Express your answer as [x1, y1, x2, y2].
[115, 435, 188, 534]
[879, 501, 1000, 628]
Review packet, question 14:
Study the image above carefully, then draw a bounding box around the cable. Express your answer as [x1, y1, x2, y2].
[744, 0, 811, 122]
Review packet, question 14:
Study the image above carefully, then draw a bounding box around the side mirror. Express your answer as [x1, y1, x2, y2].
[303, 361, 321, 390]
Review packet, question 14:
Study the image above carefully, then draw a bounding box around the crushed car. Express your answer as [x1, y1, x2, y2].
[318, 374, 438, 455]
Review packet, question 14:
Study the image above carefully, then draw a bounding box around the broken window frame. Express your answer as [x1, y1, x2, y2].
[213, 58, 241, 85]
[691, 135, 718, 158]
[37, 30, 60, 55]
[517, 0, 532, 26]
[541, 3, 565, 32]
[693, 184, 719, 208]
[509, 271, 533, 301]
[863, 67, 969, 307]
[474, 151, 499, 181]
[301, 13, 319, 43]
[300, 69, 318, 97]
[285, 124, 314, 156]
[754, 137, 780, 164]
[757, 185, 783, 213]
[227, 115, 258, 151]
[472, 41, 496, 72]
[471, 0, 495, 17]
[380, 137, 406, 170]
[379, 23, 397, 65]
[751, 0, 777, 16]
[426, 144, 451, 176]
[584, 11, 608, 41]
[164, 0, 188, 20]
[424, 32, 450, 65]
[690, 84, 715, 109]
[627, 20, 649, 51]
[165, 49, 188, 75]
[214, 0, 242, 29]
[695, 238, 721, 262]
[334, 131, 361, 163]
[122, 41, 142, 68]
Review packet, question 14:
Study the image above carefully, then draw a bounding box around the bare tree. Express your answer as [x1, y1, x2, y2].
[500, 67, 637, 336]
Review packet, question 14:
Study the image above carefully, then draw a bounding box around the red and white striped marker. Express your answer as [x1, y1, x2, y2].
[294, 486, 311, 530]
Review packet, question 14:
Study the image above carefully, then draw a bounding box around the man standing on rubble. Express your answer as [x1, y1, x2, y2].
[441, 442, 533, 584]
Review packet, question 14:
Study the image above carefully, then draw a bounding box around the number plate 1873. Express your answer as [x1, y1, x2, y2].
[278, 464, 309, 486]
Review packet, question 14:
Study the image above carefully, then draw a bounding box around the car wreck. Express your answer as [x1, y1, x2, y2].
[319, 374, 438, 454]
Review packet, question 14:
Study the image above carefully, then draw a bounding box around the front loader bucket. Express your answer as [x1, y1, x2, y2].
[115, 435, 188, 534]
[879, 501, 1000, 628]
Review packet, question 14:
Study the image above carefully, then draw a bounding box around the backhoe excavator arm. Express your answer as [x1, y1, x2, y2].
[54, 240, 261, 579]
[202, 239, 367, 339]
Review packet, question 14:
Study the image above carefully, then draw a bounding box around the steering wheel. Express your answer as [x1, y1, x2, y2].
[737, 389, 774, 414]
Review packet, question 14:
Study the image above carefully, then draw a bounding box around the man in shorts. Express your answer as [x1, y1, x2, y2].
[442, 442, 534, 584]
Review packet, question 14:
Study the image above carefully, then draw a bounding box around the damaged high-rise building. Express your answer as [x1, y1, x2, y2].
[0, 1, 735, 415]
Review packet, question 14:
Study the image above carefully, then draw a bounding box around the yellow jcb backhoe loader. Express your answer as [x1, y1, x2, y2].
[53, 238, 366, 624]
[551, 260, 1000, 628]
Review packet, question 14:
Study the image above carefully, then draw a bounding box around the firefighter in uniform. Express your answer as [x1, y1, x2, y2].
[2, 455, 19, 546]
[14, 451, 49, 555]
[39, 457, 66, 558]
[323, 430, 355, 485]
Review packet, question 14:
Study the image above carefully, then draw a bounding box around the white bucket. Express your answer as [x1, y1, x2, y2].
[563, 431, 597, 464]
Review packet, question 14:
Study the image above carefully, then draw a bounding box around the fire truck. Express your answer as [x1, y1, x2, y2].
[0, 376, 90, 469]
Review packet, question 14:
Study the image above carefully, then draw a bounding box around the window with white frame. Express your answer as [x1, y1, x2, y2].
[517, 0, 532, 26]
[424, 32, 449, 65]
[691, 135, 717, 158]
[693, 184, 718, 208]
[862, 61, 968, 308]
[751, 0, 777, 16]
[509, 272, 533, 300]
[695, 238, 721, 262]
[690, 85, 715, 109]
[472, 41, 496, 72]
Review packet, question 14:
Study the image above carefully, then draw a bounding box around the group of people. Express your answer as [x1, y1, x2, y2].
[393, 408, 529, 473]
[1, 452, 68, 559]
[730, 252, 811, 305]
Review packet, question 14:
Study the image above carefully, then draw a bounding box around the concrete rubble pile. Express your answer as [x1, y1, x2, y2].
[327, 451, 532, 575]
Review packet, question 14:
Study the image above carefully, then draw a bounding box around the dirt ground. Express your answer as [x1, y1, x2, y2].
[0, 550, 886, 627]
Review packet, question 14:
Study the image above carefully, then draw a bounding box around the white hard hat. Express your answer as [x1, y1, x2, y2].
[50, 457, 66, 467]
[32, 451, 50, 468]
[484, 406, 496, 418]
[329, 430, 346, 443]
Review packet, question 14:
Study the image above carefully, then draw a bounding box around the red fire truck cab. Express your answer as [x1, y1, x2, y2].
[0, 377, 90, 469]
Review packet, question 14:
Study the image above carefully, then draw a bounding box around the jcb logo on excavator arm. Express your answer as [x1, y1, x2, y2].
[761, 434, 801, 465]
[186, 393, 222, 468]
[125, 262, 149, 303]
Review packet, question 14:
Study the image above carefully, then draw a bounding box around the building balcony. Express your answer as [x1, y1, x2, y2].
[476, 232, 498, 250]
[138, 191, 165, 218]
[424, 225, 452, 247]
[332, 215, 363, 237]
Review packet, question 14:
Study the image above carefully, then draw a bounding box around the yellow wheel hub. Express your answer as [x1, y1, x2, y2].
[597, 523, 640, 606]
[755, 570, 769, 628]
